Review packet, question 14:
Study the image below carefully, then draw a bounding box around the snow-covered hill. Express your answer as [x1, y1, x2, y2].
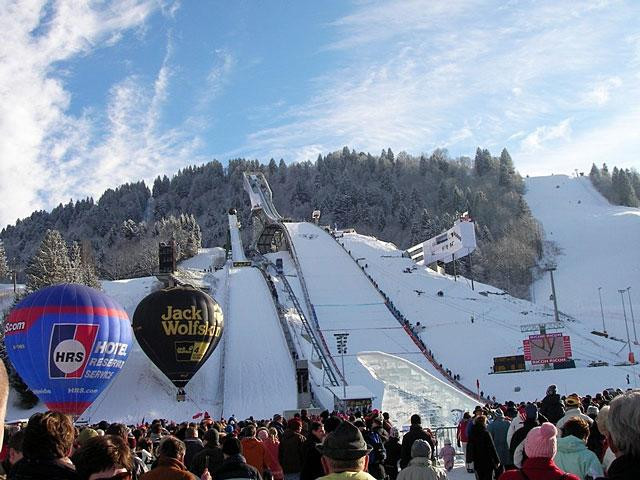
[526, 175, 640, 344]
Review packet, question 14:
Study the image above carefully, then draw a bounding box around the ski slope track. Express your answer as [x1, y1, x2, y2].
[285, 222, 455, 405]
[526, 175, 640, 341]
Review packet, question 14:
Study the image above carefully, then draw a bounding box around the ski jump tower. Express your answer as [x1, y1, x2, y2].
[243, 172, 289, 254]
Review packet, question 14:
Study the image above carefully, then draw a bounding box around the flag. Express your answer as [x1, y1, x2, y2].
[193, 412, 203, 419]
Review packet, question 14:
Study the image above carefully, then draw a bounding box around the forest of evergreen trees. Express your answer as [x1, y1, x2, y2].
[589, 163, 640, 207]
[1, 147, 543, 298]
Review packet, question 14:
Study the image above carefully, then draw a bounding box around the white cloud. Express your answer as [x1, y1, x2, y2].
[582, 77, 622, 106]
[521, 119, 572, 152]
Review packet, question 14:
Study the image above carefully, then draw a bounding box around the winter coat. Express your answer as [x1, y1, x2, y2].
[466, 424, 500, 475]
[438, 445, 456, 471]
[262, 438, 283, 480]
[363, 429, 386, 480]
[556, 409, 592, 432]
[400, 426, 433, 468]
[396, 457, 447, 480]
[184, 438, 204, 473]
[241, 438, 270, 475]
[140, 456, 196, 480]
[383, 437, 402, 480]
[607, 454, 640, 480]
[488, 418, 510, 467]
[215, 454, 263, 480]
[189, 445, 224, 478]
[507, 415, 525, 448]
[300, 434, 324, 480]
[8, 458, 78, 480]
[540, 393, 565, 425]
[457, 419, 470, 444]
[279, 429, 306, 474]
[553, 436, 604, 480]
[498, 457, 580, 480]
[509, 419, 539, 468]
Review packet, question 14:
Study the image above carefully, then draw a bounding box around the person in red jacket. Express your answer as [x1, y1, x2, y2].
[457, 412, 472, 472]
[499, 423, 579, 480]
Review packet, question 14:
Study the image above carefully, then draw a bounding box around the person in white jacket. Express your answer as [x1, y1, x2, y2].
[556, 395, 593, 432]
[397, 439, 447, 480]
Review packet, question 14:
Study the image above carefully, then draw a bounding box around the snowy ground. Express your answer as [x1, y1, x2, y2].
[526, 175, 640, 346]
[340, 230, 639, 403]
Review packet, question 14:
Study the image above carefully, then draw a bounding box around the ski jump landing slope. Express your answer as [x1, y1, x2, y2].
[223, 266, 297, 419]
[526, 175, 640, 342]
[285, 222, 453, 405]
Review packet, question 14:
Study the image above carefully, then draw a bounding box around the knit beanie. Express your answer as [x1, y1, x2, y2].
[411, 439, 432, 459]
[546, 384, 557, 395]
[494, 409, 504, 418]
[77, 428, 98, 447]
[257, 429, 269, 441]
[524, 423, 557, 459]
[525, 403, 538, 421]
[587, 405, 600, 416]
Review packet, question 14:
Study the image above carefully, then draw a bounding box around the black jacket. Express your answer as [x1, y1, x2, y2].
[300, 434, 324, 480]
[215, 454, 262, 480]
[400, 425, 433, 468]
[184, 438, 204, 472]
[466, 424, 499, 474]
[9, 457, 79, 480]
[607, 454, 640, 480]
[509, 419, 539, 467]
[540, 394, 565, 425]
[189, 445, 224, 478]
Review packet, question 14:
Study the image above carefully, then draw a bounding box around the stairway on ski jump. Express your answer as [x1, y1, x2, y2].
[284, 222, 455, 404]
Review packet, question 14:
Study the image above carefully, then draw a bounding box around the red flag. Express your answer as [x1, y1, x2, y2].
[193, 412, 203, 419]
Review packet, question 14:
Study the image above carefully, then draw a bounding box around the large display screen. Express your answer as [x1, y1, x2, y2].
[523, 333, 572, 365]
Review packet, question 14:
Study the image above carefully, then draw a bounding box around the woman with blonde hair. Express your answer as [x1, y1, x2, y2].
[258, 427, 283, 480]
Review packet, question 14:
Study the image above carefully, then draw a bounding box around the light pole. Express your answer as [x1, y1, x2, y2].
[334, 333, 349, 409]
[627, 287, 637, 344]
[545, 266, 560, 323]
[598, 287, 607, 334]
[618, 289, 632, 357]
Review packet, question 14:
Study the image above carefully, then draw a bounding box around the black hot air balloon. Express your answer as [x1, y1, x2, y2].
[132, 285, 223, 390]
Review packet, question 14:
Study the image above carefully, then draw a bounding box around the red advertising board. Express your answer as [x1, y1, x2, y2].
[523, 333, 572, 365]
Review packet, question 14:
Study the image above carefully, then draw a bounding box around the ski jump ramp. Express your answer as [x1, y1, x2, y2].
[284, 222, 462, 408]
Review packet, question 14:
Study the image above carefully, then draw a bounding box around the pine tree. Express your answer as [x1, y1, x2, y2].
[24, 230, 73, 292]
[0, 241, 8, 280]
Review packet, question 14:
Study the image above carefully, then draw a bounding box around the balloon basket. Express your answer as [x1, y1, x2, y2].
[176, 389, 186, 402]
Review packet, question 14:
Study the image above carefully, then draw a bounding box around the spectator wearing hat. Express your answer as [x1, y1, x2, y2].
[396, 439, 446, 480]
[488, 409, 510, 473]
[556, 396, 592, 432]
[75, 429, 98, 451]
[509, 404, 541, 468]
[279, 419, 306, 480]
[190, 429, 224, 478]
[498, 423, 579, 480]
[540, 385, 565, 425]
[215, 436, 261, 480]
[605, 390, 640, 480]
[554, 417, 603, 480]
[584, 406, 604, 461]
[316, 421, 374, 480]
[438, 439, 456, 472]
[400, 415, 433, 469]
[9, 411, 78, 480]
[466, 415, 500, 480]
[71, 435, 133, 480]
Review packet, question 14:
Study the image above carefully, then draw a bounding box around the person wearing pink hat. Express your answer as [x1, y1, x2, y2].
[498, 423, 579, 480]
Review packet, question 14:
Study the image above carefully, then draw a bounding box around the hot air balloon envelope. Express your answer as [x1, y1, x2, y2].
[4, 284, 132, 417]
[132, 285, 223, 388]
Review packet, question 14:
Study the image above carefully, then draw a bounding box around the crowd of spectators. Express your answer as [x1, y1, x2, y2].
[0, 355, 637, 480]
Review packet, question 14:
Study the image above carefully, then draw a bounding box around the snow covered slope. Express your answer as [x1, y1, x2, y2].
[285, 222, 453, 406]
[340, 231, 639, 403]
[526, 175, 640, 344]
[223, 266, 297, 418]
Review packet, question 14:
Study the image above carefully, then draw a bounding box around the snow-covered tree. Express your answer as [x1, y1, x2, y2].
[0, 241, 8, 280]
[24, 229, 73, 292]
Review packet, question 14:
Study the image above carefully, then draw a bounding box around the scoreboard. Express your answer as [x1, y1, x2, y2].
[493, 355, 526, 373]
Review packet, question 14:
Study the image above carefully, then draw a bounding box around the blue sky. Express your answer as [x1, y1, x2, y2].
[1, 0, 639, 227]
